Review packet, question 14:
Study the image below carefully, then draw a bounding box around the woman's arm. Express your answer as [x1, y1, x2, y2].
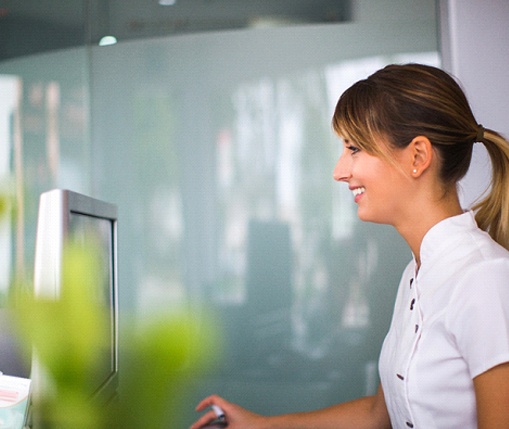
[474, 361, 509, 429]
[190, 385, 391, 429]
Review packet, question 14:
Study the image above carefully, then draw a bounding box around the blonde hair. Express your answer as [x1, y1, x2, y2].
[472, 129, 509, 249]
[332, 63, 509, 250]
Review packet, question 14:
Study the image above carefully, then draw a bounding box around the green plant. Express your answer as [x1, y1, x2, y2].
[9, 229, 219, 428]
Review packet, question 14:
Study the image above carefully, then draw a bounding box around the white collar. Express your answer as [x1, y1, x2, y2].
[414, 211, 478, 270]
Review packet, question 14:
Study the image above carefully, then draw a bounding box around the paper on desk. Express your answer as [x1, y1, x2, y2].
[0, 374, 31, 429]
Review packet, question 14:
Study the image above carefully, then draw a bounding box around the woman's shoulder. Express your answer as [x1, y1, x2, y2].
[449, 249, 509, 307]
[465, 224, 509, 262]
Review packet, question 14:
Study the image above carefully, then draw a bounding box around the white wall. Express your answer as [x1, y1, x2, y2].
[440, 0, 509, 206]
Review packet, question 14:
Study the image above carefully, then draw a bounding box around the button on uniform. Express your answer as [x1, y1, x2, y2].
[383, 275, 421, 429]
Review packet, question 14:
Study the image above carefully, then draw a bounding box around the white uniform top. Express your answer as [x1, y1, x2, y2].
[379, 211, 509, 429]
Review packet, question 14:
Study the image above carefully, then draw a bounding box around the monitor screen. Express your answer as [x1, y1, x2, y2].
[33, 189, 118, 403]
[69, 212, 116, 394]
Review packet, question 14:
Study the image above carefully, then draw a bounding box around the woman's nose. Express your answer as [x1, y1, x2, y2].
[333, 153, 350, 182]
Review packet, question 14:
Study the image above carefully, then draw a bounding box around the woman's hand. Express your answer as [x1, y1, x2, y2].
[190, 394, 269, 429]
[190, 385, 390, 429]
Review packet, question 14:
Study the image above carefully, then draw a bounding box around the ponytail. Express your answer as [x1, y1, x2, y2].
[472, 129, 509, 250]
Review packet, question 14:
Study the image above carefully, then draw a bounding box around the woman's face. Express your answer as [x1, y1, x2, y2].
[333, 137, 413, 226]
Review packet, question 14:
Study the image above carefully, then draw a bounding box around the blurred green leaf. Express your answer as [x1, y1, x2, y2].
[109, 312, 220, 428]
[11, 235, 221, 428]
[15, 241, 108, 389]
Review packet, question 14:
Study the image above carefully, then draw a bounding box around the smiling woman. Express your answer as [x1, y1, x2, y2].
[332, 63, 509, 429]
[192, 63, 509, 429]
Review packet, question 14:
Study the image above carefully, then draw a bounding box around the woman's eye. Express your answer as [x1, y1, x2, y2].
[346, 145, 360, 154]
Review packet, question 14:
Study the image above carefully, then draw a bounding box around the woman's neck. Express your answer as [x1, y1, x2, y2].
[396, 193, 463, 268]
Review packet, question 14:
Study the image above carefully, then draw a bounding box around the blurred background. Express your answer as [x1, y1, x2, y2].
[0, 0, 439, 425]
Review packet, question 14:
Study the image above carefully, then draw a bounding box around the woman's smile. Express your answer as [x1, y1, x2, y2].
[351, 186, 366, 203]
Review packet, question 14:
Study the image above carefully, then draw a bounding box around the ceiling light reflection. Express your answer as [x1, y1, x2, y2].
[98, 36, 118, 46]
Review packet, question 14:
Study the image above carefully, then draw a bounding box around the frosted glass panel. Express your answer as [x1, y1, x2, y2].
[88, 23, 437, 422]
[0, 3, 439, 425]
[0, 49, 90, 289]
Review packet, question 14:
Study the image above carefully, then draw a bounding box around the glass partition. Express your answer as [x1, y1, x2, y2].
[0, 0, 439, 425]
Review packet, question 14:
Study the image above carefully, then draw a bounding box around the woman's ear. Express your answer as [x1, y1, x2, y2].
[409, 136, 433, 177]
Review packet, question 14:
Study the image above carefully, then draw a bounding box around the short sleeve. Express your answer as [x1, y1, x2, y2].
[446, 258, 509, 378]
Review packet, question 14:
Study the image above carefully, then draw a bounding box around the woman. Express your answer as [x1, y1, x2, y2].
[190, 64, 509, 429]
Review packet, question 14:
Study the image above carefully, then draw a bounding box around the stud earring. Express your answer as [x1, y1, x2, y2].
[413, 169, 418, 174]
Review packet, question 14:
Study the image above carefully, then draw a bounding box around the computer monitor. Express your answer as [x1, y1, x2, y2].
[32, 189, 118, 403]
